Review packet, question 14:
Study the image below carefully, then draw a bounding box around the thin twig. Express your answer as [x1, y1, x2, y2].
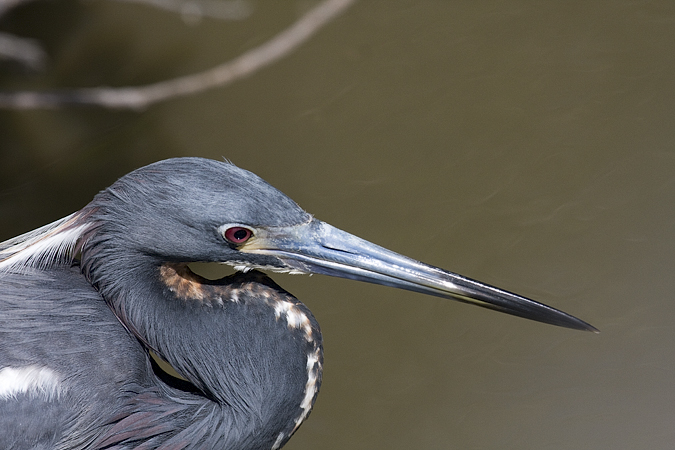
[0, 0, 34, 17]
[0, 0, 356, 110]
[97, 0, 253, 22]
[0, 32, 47, 71]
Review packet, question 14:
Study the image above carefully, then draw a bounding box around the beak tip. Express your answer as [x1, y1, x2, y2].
[561, 316, 598, 333]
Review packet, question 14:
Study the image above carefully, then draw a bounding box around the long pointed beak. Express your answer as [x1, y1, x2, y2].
[241, 219, 597, 332]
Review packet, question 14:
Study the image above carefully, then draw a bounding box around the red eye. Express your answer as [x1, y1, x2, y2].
[224, 227, 253, 244]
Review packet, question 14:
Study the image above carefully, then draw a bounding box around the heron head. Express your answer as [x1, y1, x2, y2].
[79, 157, 595, 332]
[86, 157, 312, 267]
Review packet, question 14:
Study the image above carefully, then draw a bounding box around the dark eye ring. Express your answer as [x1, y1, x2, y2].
[223, 227, 253, 244]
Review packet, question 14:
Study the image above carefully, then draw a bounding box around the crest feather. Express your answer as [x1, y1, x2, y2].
[0, 212, 94, 273]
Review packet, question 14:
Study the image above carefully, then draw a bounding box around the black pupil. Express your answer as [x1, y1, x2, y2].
[233, 229, 248, 241]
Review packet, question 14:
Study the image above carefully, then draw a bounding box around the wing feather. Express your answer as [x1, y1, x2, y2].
[0, 212, 94, 273]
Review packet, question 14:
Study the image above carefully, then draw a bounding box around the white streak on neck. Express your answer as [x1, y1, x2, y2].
[294, 347, 322, 428]
[299, 351, 321, 413]
[0, 213, 91, 273]
[0, 366, 63, 401]
[265, 297, 322, 449]
[272, 345, 322, 450]
[271, 432, 286, 450]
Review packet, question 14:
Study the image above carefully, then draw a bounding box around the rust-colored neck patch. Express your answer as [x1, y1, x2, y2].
[159, 263, 230, 306]
[158, 262, 323, 437]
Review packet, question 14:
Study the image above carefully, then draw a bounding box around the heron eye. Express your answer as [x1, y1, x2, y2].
[224, 227, 253, 244]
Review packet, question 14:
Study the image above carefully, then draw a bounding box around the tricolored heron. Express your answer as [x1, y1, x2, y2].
[0, 158, 595, 449]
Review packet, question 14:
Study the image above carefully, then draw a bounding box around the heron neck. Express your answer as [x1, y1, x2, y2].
[82, 250, 322, 449]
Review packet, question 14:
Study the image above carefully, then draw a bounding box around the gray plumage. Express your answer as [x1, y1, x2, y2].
[1, 159, 321, 449]
[0, 157, 594, 450]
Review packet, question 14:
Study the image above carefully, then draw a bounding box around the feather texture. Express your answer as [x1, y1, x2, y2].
[0, 212, 94, 274]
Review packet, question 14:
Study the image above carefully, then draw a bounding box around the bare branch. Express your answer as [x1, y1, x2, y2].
[0, 0, 47, 70]
[0, 0, 34, 17]
[95, 0, 253, 23]
[0, 32, 47, 71]
[0, 0, 356, 110]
